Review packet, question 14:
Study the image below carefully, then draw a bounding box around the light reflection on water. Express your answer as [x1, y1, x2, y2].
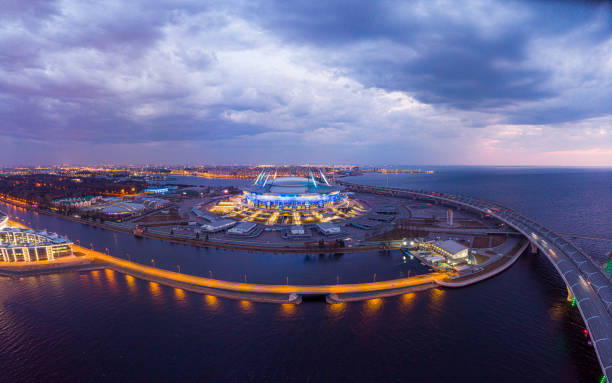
[280, 303, 297, 317]
[550, 301, 569, 323]
[125, 274, 137, 294]
[429, 288, 445, 305]
[326, 302, 347, 317]
[148, 281, 163, 304]
[239, 300, 254, 313]
[174, 288, 187, 305]
[104, 269, 117, 292]
[399, 292, 417, 313]
[90, 270, 101, 286]
[363, 298, 383, 317]
[204, 294, 220, 311]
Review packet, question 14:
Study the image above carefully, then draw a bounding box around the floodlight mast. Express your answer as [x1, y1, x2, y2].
[253, 169, 265, 185]
[262, 169, 271, 186]
[308, 168, 317, 189]
[319, 169, 330, 185]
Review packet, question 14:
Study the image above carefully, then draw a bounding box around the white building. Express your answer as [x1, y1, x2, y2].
[316, 222, 341, 235]
[423, 254, 445, 266]
[201, 219, 236, 233]
[423, 239, 469, 259]
[290, 225, 305, 235]
[101, 202, 145, 215]
[227, 221, 257, 235]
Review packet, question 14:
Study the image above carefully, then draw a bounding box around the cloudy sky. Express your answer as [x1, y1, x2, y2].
[1, 0, 611, 166]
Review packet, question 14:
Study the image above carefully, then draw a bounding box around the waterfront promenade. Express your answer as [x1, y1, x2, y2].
[73, 245, 448, 302]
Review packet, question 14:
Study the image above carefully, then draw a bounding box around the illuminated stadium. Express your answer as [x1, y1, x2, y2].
[208, 168, 366, 226]
[244, 168, 342, 210]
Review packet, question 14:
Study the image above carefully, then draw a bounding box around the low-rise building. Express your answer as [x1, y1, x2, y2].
[422, 254, 445, 266]
[0, 227, 73, 262]
[53, 195, 102, 207]
[423, 239, 469, 259]
[101, 202, 145, 216]
[290, 225, 305, 235]
[316, 222, 341, 235]
[144, 186, 177, 195]
[227, 221, 257, 235]
[191, 206, 216, 221]
[201, 219, 236, 233]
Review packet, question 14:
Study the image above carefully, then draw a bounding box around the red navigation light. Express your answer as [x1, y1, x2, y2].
[584, 329, 589, 335]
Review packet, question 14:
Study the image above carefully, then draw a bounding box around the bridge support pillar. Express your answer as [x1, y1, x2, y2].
[567, 286, 574, 303]
[530, 242, 538, 254]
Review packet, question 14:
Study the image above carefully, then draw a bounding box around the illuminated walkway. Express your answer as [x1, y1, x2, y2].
[75, 246, 447, 295]
[340, 181, 612, 380]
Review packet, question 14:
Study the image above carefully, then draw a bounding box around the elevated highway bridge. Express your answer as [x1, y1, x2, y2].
[341, 181, 612, 380]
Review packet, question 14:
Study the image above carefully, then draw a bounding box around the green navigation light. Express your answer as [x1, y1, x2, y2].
[604, 258, 612, 275]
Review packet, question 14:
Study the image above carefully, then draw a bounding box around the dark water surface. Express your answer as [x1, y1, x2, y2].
[1, 167, 610, 382]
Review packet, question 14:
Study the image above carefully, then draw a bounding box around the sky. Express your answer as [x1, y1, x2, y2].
[1, 0, 611, 166]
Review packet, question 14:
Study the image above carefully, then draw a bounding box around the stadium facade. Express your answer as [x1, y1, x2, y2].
[243, 168, 344, 211]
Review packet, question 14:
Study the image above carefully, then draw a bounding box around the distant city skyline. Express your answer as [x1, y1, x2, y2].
[1, 0, 611, 166]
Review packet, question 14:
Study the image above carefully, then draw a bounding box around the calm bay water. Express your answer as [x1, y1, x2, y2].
[1, 167, 610, 382]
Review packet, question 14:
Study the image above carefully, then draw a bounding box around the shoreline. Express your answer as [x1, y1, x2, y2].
[0, 197, 385, 254]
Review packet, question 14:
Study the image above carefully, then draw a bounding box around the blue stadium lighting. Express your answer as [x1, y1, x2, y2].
[243, 169, 344, 211]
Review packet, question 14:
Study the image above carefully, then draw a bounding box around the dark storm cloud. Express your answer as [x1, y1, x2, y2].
[247, 0, 609, 114]
[356, 34, 553, 109]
